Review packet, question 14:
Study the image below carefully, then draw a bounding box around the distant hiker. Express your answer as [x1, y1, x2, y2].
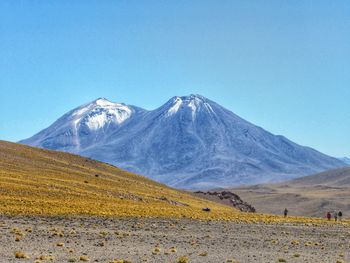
[326, 212, 331, 221]
[338, 211, 343, 221]
[283, 208, 288, 218]
[333, 211, 338, 222]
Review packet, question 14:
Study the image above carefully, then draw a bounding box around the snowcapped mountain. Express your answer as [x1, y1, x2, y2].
[20, 95, 346, 189]
[23, 98, 145, 153]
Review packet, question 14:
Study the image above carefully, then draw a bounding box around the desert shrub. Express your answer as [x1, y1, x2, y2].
[177, 256, 189, 263]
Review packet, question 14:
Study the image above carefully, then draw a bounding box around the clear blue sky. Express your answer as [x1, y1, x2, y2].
[0, 1, 349, 157]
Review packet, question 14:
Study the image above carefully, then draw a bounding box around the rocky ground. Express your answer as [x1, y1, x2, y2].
[0, 215, 349, 263]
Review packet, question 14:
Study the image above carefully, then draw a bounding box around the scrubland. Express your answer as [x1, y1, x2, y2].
[1, 140, 350, 262]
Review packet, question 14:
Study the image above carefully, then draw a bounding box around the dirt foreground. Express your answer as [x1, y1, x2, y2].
[1, 215, 349, 263]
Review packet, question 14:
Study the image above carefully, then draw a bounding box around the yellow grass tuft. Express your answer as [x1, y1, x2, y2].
[15, 251, 29, 259]
[37, 255, 50, 260]
[177, 256, 189, 263]
[291, 240, 299, 245]
[152, 247, 161, 254]
[79, 255, 90, 261]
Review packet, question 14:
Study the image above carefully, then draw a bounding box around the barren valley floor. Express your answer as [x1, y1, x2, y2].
[1, 215, 349, 263]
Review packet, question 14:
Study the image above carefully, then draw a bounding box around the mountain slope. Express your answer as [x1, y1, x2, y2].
[232, 167, 350, 218]
[0, 140, 241, 219]
[339, 157, 350, 165]
[20, 95, 346, 189]
[286, 166, 350, 187]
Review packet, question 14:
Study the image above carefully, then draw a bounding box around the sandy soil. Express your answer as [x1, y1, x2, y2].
[1, 215, 349, 263]
[233, 184, 350, 218]
[232, 167, 350, 218]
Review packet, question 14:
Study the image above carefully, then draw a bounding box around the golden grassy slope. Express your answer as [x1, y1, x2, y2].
[0, 140, 244, 219]
[0, 140, 349, 225]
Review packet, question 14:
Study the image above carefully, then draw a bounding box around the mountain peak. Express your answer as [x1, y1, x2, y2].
[179, 94, 206, 100]
[63, 98, 134, 135]
[166, 94, 214, 117]
[92, 97, 116, 107]
[169, 94, 207, 103]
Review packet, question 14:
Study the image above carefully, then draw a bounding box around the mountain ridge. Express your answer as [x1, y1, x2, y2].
[20, 94, 346, 189]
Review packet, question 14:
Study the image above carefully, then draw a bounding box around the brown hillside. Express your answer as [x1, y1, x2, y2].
[232, 167, 350, 218]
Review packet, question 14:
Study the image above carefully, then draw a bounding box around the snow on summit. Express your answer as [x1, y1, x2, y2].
[20, 94, 346, 189]
[94, 97, 116, 106]
[73, 98, 133, 130]
[21, 97, 141, 153]
[166, 95, 215, 119]
[166, 97, 182, 116]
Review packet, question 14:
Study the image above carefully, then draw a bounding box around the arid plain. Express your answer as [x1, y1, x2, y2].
[1, 215, 350, 263]
[233, 167, 350, 218]
[1, 141, 350, 262]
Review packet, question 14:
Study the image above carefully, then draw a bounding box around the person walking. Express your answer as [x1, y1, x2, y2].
[338, 211, 343, 221]
[284, 208, 288, 218]
[334, 211, 338, 222]
[326, 211, 331, 221]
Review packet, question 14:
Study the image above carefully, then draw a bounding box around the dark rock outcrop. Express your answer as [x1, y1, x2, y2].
[194, 191, 256, 212]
